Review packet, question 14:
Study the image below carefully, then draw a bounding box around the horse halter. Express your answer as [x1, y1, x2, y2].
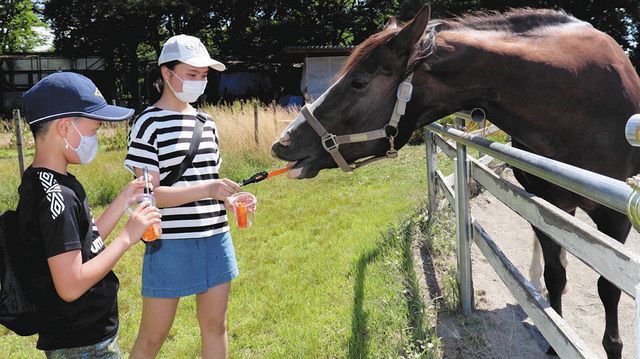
[300, 73, 414, 172]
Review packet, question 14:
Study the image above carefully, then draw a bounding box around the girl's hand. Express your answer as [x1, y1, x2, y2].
[208, 178, 240, 200]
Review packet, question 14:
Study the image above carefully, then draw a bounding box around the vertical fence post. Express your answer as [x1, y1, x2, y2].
[636, 283, 640, 357]
[254, 100, 259, 147]
[272, 99, 278, 134]
[13, 109, 25, 177]
[454, 117, 473, 313]
[425, 130, 437, 217]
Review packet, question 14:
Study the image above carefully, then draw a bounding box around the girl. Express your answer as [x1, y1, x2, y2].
[125, 34, 240, 359]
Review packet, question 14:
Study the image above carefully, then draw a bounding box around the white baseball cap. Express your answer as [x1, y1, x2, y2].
[158, 34, 226, 71]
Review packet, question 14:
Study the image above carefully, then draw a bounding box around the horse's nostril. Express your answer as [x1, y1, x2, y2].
[278, 132, 291, 146]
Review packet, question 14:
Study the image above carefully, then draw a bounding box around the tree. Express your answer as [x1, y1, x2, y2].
[40, 1, 639, 106]
[0, 0, 46, 53]
[43, 0, 215, 107]
[42, 0, 400, 107]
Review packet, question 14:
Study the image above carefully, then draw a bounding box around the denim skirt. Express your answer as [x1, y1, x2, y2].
[141, 231, 239, 298]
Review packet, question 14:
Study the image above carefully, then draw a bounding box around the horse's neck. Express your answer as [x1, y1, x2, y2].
[418, 27, 639, 134]
[410, 26, 640, 168]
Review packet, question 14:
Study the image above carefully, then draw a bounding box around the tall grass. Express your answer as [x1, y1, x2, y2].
[201, 101, 296, 156]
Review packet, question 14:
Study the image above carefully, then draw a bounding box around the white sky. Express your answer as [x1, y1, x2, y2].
[31, 26, 53, 52]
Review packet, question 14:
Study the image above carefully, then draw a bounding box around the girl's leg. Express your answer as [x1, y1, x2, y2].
[130, 297, 180, 359]
[196, 282, 231, 359]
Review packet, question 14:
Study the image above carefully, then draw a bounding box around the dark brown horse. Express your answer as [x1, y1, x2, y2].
[271, 5, 640, 358]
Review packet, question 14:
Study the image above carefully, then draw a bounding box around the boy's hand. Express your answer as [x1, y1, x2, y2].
[123, 201, 161, 247]
[208, 178, 240, 200]
[118, 175, 154, 204]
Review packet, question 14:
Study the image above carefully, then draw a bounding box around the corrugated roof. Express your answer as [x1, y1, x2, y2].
[282, 45, 356, 56]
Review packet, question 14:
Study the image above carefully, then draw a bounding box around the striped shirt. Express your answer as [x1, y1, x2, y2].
[125, 107, 229, 239]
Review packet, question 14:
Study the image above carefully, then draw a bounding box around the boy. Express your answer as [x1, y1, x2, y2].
[16, 72, 161, 357]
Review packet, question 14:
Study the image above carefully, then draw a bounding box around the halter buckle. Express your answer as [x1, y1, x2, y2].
[322, 134, 339, 152]
[384, 125, 399, 137]
[386, 135, 398, 158]
[397, 80, 413, 102]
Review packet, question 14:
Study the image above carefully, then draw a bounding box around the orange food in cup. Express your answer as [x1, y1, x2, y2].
[142, 224, 161, 242]
[236, 204, 248, 228]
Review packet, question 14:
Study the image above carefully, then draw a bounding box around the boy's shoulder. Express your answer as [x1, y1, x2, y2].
[20, 167, 83, 210]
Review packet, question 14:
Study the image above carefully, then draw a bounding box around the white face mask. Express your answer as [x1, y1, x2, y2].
[166, 69, 207, 103]
[64, 121, 99, 164]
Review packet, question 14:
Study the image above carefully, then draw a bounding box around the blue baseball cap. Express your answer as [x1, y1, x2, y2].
[22, 72, 134, 125]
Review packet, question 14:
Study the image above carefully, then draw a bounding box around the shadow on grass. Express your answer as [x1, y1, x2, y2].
[347, 245, 380, 359]
[347, 218, 432, 358]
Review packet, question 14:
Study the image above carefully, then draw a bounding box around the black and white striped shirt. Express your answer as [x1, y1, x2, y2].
[125, 107, 229, 239]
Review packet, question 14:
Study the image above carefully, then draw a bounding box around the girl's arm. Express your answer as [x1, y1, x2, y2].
[132, 168, 239, 208]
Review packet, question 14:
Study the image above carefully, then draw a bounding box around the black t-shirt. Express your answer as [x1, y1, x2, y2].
[16, 166, 119, 350]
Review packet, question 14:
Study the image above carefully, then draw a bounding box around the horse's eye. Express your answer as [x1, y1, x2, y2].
[380, 65, 393, 75]
[351, 79, 368, 90]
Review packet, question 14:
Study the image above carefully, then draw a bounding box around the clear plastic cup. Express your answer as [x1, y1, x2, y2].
[228, 192, 257, 229]
[125, 193, 161, 242]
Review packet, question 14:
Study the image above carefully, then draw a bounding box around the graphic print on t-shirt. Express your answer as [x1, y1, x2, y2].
[88, 209, 105, 254]
[38, 171, 65, 219]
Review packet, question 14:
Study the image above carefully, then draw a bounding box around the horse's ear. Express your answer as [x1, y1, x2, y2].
[384, 17, 399, 30]
[388, 5, 431, 53]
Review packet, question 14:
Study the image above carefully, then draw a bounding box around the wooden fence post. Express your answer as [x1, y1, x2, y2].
[13, 109, 25, 177]
[425, 130, 437, 217]
[272, 99, 277, 131]
[636, 283, 640, 357]
[254, 100, 259, 147]
[454, 126, 473, 314]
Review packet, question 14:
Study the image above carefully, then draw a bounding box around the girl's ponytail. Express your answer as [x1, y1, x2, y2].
[145, 60, 179, 104]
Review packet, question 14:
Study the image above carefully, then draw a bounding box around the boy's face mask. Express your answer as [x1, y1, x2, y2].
[166, 69, 207, 103]
[64, 121, 99, 164]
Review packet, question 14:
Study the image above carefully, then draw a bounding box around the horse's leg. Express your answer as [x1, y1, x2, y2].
[535, 229, 567, 313]
[530, 210, 574, 296]
[530, 238, 572, 296]
[529, 234, 545, 293]
[532, 228, 567, 356]
[585, 206, 631, 359]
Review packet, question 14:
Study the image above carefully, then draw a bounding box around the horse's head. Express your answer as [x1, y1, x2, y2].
[272, 6, 435, 179]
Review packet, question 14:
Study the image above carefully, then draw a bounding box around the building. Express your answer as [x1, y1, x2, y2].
[0, 53, 113, 116]
[282, 45, 355, 103]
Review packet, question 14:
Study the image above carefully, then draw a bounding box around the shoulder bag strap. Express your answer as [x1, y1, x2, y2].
[160, 114, 206, 186]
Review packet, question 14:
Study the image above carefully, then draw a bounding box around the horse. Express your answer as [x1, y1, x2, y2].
[271, 5, 640, 358]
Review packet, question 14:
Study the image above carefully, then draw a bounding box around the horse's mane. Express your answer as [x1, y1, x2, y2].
[437, 8, 582, 33]
[339, 8, 584, 79]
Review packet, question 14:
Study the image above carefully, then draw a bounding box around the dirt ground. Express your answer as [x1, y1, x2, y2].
[415, 167, 638, 358]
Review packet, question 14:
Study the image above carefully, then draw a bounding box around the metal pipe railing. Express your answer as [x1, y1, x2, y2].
[426, 122, 633, 215]
[453, 108, 486, 123]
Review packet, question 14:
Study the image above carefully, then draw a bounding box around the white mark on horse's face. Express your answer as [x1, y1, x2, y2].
[277, 77, 345, 146]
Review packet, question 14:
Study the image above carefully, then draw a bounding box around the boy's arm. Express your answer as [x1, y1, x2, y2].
[47, 231, 133, 302]
[47, 202, 159, 302]
[93, 195, 128, 239]
[94, 177, 146, 238]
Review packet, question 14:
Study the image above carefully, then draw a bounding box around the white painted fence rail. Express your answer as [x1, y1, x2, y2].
[424, 114, 640, 358]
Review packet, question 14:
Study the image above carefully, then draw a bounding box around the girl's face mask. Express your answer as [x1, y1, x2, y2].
[166, 69, 207, 103]
[64, 121, 99, 164]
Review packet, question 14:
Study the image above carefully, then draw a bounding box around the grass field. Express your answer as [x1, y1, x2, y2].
[0, 104, 453, 358]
